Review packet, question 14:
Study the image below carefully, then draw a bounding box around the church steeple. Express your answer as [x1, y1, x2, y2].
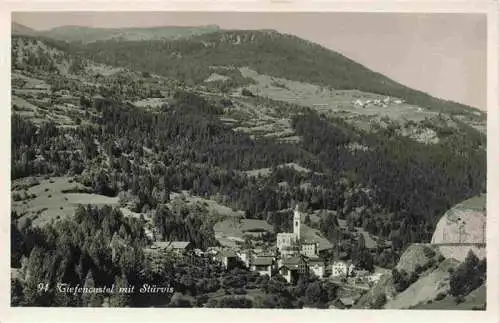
[293, 204, 301, 242]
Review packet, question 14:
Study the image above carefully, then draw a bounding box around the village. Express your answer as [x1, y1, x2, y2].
[352, 96, 405, 109]
[143, 205, 386, 307]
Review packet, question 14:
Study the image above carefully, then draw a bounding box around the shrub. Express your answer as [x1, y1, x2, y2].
[449, 251, 486, 297]
[372, 293, 387, 309]
[241, 88, 255, 97]
[233, 288, 247, 295]
[423, 246, 436, 259]
[434, 292, 447, 301]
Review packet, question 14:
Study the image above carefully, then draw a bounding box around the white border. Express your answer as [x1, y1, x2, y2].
[1, 2, 498, 323]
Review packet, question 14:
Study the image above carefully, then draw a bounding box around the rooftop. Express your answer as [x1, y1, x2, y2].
[308, 257, 324, 264]
[220, 249, 237, 258]
[152, 241, 191, 250]
[253, 257, 273, 266]
[300, 239, 318, 245]
[281, 256, 305, 266]
[339, 297, 355, 306]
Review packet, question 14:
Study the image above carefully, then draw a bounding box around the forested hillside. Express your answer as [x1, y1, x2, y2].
[12, 88, 486, 253]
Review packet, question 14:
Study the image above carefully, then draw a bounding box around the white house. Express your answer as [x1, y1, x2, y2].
[236, 250, 253, 268]
[277, 233, 294, 252]
[366, 272, 384, 284]
[218, 249, 238, 270]
[301, 241, 319, 258]
[250, 256, 274, 277]
[331, 260, 355, 278]
[353, 99, 364, 107]
[308, 257, 325, 278]
[279, 256, 307, 284]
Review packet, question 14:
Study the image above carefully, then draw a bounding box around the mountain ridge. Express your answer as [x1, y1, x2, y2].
[68, 29, 484, 116]
[12, 22, 221, 43]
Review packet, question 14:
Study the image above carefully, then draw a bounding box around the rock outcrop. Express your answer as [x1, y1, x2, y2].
[431, 194, 486, 261]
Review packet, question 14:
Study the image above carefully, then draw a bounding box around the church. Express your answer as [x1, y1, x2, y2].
[276, 205, 319, 258]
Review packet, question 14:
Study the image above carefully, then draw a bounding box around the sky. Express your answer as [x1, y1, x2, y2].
[12, 12, 487, 110]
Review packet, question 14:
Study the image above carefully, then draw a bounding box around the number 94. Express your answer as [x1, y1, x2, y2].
[37, 283, 49, 292]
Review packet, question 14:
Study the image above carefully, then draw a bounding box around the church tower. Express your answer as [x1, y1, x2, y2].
[293, 204, 301, 242]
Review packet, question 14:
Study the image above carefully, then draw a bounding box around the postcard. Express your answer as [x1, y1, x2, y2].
[2, 2, 499, 323]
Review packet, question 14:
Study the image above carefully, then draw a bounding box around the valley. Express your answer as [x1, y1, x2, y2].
[10, 23, 487, 309]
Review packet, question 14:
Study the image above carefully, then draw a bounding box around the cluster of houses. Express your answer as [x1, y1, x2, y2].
[144, 205, 384, 286]
[352, 97, 404, 109]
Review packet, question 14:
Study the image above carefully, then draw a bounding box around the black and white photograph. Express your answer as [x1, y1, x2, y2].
[6, 7, 496, 315]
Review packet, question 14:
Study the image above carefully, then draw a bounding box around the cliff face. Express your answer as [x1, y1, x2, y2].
[431, 194, 486, 262]
[431, 194, 486, 244]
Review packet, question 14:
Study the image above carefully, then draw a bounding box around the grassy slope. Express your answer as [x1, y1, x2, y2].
[385, 258, 460, 309]
[11, 176, 119, 228]
[411, 284, 486, 310]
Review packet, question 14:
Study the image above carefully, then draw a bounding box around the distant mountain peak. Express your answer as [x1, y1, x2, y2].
[11, 22, 37, 35]
[34, 24, 221, 43]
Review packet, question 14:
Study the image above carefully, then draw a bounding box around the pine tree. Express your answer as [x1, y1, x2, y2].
[82, 270, 103, 307]
[109, 274, 132, 307]
[23, 247, 47, 306]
